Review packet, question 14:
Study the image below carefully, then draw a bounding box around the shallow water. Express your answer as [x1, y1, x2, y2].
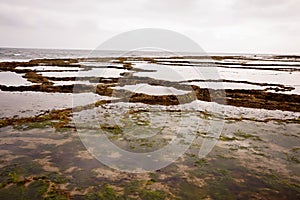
[179, 100, 300, 120]
[52, 80, 98, 86]
[134, 62, 299, 85]
[0, 50, 299, 199]
[183, 81, 268, 90]
[0, 91, 114, 118]
[218, 67, 299, 86]
[16, 66, 82, 71]
[39, 67, 129, 78]
[112, 83, 190, 96]
[247, 60, 300, 65]
[0, 72, 33, 86]
[0, 113, 299, 199]
[78, 61, 123, 68]
[134, 62, 222, 82]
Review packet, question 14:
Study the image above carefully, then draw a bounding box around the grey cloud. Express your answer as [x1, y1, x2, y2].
[232, 0, 300, 19]
[0, 0, 299, 54]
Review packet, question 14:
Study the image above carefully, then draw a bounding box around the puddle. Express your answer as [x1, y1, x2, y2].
[178, 100, 300, 120]
[0, 72, 33, 86]
[16, 66, 82, 71]
[218, 68, 299, 86]
[269, 85, 300, 95]
[39, 68, 129, 78]
[134, 63, 300, 94]
[0, 91, 114, 118]
[134, 63, 221, 82]
[246, 60, 300, 65]
[78, 61, 122, 68]
[0, 59, 31, 62]
[183, 80, 300, 94]
[52, 80, 98, 86]
[183, 81, 267, 90]
[113, 83, 190, 96]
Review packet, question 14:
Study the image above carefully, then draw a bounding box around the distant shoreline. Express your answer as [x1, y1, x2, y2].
[1, 46, 299, 57]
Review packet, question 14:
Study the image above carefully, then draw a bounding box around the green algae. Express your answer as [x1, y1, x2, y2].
[219, 135, 239, 142]
[140, 189, 166, 200]
[233, 131, 262, 141]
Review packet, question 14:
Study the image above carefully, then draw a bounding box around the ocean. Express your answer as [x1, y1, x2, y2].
[0, 47, 272, 62]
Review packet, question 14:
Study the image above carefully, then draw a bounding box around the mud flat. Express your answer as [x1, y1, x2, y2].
[0, 55, 299, 199]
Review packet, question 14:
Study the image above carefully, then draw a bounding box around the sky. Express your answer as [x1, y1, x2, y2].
[0, 0, 299, 54]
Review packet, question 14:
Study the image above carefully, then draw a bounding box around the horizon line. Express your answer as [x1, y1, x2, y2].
[0, 46, 299, 56]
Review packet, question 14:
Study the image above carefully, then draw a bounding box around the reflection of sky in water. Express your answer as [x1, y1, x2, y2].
[184, 81, 267, 90]
[133, 62, 300, 94]
[269, 86, 300, 95]
[134, 63, 221, 82]
[78, 61, 123, 68]
[179, 100, 300, 120]
[52, 80, 98, 86]
[0, 71, 33, 86]
[16, 66, 82, 71]
[218, 68, 299, 86]
[39, 68, 128, 78]
[0, 91, 114, 118]
[247, 60, 300, 65]
[113, 83, 189, 96]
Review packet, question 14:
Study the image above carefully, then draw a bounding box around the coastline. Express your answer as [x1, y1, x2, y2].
[0, 52, 299, 199]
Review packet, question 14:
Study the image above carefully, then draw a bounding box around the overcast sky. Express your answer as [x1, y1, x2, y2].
[0, 0, 299, 54]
